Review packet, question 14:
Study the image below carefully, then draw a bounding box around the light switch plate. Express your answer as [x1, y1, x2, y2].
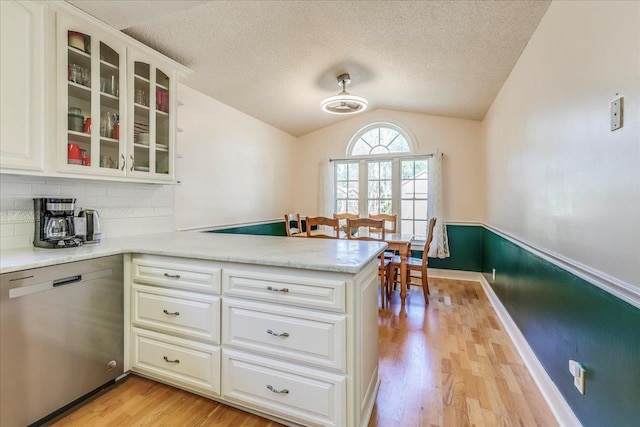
[611, 97, 623, 131]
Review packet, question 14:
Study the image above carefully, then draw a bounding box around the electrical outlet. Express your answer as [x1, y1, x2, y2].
[611, 96, 623, 131]
[492, 269, 496, 281]
[569, 360, 586, 394]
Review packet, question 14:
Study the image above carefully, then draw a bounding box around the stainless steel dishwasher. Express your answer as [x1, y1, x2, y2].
[0, 255, 124, 427]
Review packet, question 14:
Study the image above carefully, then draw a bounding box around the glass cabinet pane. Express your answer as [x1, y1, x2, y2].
[66, 31, 91, 167]
[155, 69, 170, 175]
[132, 61, 150, 173]
[98, 42, 120, 170]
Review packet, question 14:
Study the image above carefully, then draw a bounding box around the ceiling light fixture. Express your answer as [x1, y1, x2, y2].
[321, 73, 368, 115]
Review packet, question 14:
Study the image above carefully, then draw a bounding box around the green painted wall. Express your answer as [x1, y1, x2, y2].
[411, 224, 483, 271]
[482, 228, 640, 427]
[208, 221, 287, 236]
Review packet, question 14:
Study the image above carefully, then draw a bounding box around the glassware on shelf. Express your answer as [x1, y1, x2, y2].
[100, 112, 115, 138]
[135, 89, 147, 106]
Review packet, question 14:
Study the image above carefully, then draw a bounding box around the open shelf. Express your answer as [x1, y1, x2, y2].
[68, 130, 90, 142]
[100, 59, 118, 71]
[100, 136, 119, 144]
[68, 81, 91, 101]
[134, 74, 150, 83]
[156, 110, 168, 117]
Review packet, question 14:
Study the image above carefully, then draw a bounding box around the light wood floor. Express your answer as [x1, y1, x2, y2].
[53, 277, 556, 427]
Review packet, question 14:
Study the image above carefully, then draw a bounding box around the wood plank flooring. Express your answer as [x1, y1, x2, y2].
[52, 277, 556, 427]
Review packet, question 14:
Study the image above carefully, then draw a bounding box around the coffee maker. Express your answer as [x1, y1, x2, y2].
[33, 198, 83, 248]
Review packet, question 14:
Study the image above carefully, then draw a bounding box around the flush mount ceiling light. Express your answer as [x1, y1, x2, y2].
[321, 73, 368, 115]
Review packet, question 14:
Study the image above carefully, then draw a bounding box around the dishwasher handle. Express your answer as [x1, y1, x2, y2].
[53, 275, 82, 287]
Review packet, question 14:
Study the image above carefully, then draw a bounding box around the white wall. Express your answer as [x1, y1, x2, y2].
[175, 84, 298, 230]
[0, 174, 175, 250]
[483, 1, 640, 287]
[293, 108, 485, 222]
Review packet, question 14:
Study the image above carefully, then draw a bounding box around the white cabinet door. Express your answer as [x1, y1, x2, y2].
[0, 0, 44, 172]
[127, 49, 176, 182]
[56, 12, 128, 177]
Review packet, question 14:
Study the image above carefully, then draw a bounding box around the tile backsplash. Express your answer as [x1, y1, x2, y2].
[0, 174, 175, 250]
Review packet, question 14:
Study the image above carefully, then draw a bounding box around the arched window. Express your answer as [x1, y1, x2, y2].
[347, 123, 413, 157]
[334, 123, 430, 237]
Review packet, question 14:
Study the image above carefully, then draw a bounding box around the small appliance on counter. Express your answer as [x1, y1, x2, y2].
[77, 208, 101, 244]
[33, 198, 83, 249]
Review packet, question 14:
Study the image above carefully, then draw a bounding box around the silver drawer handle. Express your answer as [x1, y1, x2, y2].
[267, 329, 290, 338]
[266, 286, 289, 293]
[163, 309, 180, 316]
[266, 385, 289, 394]
[164, 273, 181, 279]
[163, 356, 180, 364]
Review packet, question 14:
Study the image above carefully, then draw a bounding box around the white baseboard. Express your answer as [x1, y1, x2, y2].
[429, 269, 582, 427]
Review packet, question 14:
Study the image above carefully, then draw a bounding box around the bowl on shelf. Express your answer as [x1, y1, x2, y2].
[68, 113, 84, 132]
[136, 133, 149, 145]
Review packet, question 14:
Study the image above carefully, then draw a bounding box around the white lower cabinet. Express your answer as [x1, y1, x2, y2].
[127, 254, 380, 427]
[222, 349, 346, 427]
[131, 327, 220, 396]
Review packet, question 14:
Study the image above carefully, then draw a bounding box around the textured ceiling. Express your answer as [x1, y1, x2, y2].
[68, 1, 550, 136]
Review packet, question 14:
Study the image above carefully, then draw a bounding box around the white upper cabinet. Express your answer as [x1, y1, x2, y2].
[0, 1, 45, 172]
[56, 13, 128, 177]
[127, 50, 177, 182]
[0, 1, 191, 183]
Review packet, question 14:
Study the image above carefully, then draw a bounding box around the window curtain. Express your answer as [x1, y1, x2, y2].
[427, 150, 450, 258]
[319, 159, 334, 217]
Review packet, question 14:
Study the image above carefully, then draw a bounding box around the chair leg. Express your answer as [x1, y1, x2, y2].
[422, 269, 429, 304]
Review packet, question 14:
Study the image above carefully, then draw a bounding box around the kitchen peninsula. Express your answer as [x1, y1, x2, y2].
[0, 232, 386, 427]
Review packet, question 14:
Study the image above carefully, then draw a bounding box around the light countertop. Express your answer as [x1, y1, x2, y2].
[0, 232, 387, 274]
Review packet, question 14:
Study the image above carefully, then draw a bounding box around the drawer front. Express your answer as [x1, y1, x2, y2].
[223, 298, 346, 372]
[131, 328, 220, 396]
[132, 256, 221, 294]
[133, 284, 220, 344]
[222, 350, 345, 427]
[223, 270, 345, 313]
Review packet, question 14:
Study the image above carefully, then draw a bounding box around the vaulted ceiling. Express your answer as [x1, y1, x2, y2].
[68, 1, 550, 136]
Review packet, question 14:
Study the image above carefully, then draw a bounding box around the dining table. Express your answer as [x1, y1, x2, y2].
[293, 228, 414, 305]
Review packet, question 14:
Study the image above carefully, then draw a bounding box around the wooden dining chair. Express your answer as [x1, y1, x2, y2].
[284, 213, 302, 237]
[369, 213, 397, 233]
[346, 218, 391, 307]
[370, 213, 397, 259]
[389, 217, 437, 304]
[305, 216, 340, 238]
[333, 212, 359, 226]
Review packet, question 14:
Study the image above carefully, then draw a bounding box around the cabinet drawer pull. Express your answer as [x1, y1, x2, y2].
[266, 385, 289, 394]
[163, 356, 180, 364]
[164, 273, 181, 279]
[163, 309, 180, 316]
[266, 286, 289, 293]
[267, 329, 289, 338]
[120, 154, 125, 171]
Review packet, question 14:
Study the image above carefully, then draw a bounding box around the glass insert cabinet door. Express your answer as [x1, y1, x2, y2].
[128, 51, 174, 180]
[58, 14, 127, 176]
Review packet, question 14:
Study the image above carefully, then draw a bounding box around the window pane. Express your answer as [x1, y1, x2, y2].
[401, 160, 414, 179]
[348, 163, 359, 179]
[368, 181, 379, 198]
[336, 200, 346, 213]
[389, 135, 410, 153]
[367, 162, 379, 179]
[336, 181, 347, 198]
[401, 200, 414, 219]
[415, 179, 428, 198]
[380, 200, 392, 215]
[370, 145, 389, 155]
[414, 200, 428, 220]
[380, 180, 392, 198]
[380, 161, 392, 179]
[401, 180, 414, 198]
[368, 200, 379, 215]
[413, 220, 427, 238]
[379, 127, 398, 146]
[415, 159, 428, 176]
[360, 129, 378, 146]
[348, 181, 359, 198]
[347, 200, 359, 214]
[336, 163, 347, 181]
[352, 141, 370, 156]
[401, 220, 414, 235]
